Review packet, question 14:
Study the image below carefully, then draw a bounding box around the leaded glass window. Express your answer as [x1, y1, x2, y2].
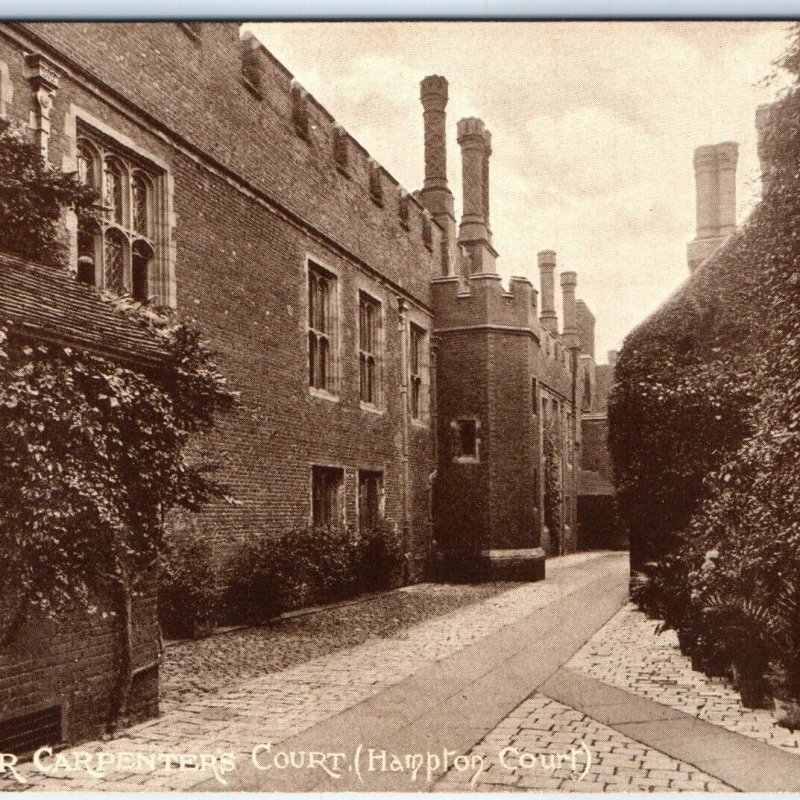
[75, 130, 161, 302]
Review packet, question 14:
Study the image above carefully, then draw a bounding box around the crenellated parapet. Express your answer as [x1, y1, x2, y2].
[432, 272, 538, 335]
[233, 30, 447, 276]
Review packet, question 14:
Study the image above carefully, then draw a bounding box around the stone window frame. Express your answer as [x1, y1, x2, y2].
[357, 289, 383, 412]
[310, 464, 346, 529]
[63, 105, 176, 308]
[451, 417, 481, 464]
[407, 315, 431, 426]
[306, 256, 340, 402]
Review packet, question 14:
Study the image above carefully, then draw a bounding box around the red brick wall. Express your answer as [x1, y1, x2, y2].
[0, 21, 438, 745]
[0, 22, 438, 577]
[0, 586, 159, 750]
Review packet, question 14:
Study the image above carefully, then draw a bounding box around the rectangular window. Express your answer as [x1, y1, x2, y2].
[358, 470, 383, 533]
[452, 418, 479, 462]
[311, 466, 344, 528]
[359, 292, 381, 405]
[308, 263, 337, 393]
[410, 323, 425, 420]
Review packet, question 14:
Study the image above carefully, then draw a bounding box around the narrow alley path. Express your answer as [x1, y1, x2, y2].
[7, 550, 799, 793]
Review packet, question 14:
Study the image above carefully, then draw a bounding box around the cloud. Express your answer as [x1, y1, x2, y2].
[246, 21, 791, 359]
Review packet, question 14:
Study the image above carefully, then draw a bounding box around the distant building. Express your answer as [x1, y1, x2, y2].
[0, 22, 617, 749]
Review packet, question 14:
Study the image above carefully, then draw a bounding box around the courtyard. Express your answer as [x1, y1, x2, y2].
[3, 550, 799, 792]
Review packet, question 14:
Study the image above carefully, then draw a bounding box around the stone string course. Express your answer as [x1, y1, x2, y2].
[434, 694, 732, 792]
[568, 602, 800, 755]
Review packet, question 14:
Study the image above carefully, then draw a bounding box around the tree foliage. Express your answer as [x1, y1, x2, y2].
[0, 121, 235, 730]
[0, 118, 97, 268]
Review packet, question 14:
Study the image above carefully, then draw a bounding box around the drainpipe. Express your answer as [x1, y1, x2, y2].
[398, 298, 411, 584]
[428, 337, 439, 573]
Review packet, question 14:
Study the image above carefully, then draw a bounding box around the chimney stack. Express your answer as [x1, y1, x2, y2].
[687, 141, 738, 273]
[457, 117, 497, 276]
[560, 271, 579, 350]
[538, 250, 558, 335]
[608, 349, 619, 366]
[419, 76, 456, 276]
[576, 299, 595, 360]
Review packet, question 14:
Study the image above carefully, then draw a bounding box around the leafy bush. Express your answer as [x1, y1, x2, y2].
[158, 538, 221, 639]
[229, 522, 404, 621]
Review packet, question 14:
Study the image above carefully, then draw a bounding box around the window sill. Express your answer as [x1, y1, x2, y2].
[411, 418, 430, 430]
[360, 401, 384, 416]
[453, 455, 479, 464]
[310, 387, 340, 403]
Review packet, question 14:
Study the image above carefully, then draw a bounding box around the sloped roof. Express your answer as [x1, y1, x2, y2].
[0, 251, 166, 368]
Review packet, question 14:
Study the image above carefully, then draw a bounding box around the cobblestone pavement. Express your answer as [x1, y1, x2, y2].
[568, 602, 800, 755]
[4, 552, 617, 792]
[161, 580, 518, 712]
[434, 694, 733, 792]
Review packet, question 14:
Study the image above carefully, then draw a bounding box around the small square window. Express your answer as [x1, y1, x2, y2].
[452, 418, 479, 462]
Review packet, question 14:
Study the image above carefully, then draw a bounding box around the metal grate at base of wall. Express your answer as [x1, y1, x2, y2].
[0, 704, 62, 756]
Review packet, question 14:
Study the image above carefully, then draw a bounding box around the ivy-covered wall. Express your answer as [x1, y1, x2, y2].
[609, 26, 800, 573]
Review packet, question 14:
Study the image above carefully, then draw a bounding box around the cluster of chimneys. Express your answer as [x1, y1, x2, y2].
[417, 75, 585, 352]
[687, 103, 777, 274]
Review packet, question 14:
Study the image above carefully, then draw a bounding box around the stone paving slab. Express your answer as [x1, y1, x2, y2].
[2, 552, 623, 792]
[569, 601, 800, 755]
[540, 668, 800, 791]
[194, 555, 630, 791]
[433, 693, 732, 793]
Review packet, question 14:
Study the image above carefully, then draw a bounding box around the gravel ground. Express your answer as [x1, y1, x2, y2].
[161, 581, 519, 708]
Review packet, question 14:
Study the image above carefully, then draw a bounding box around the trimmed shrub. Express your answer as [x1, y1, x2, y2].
[158, 538, 221, 639]
[228, 522, 404, 622]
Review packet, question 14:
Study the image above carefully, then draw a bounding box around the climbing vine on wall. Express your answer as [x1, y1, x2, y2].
[608, 24, 800, 575]
[0, 120, 235, 731]
[542, 418, 562, 553]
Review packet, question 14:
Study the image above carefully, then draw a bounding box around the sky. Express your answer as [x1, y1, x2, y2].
[247, 21, 792, 361]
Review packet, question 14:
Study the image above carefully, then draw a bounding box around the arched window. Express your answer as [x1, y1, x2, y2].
[131, 172, 150, 236]
[76, 128, 163, 303]
[77, 139, 98, 188]
[131, 240, 153, 302]
[104, 228, 127, 294]
[103, 158, 125, 225]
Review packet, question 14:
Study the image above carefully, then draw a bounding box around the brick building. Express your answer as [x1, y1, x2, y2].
[0, 22, 615, 749]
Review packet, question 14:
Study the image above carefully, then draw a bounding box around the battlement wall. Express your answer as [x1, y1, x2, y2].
[16, 22, 442, 303]
[431, 273, 538, 333]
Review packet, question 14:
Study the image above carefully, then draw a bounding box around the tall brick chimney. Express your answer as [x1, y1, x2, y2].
[538, 250, 558, 335]
[576, 299, 595, 360]
[419, 76, 456, 275]
[687, 141, 738, 273]
[457, 117, 497, 276]
[560, 271, 579, 350]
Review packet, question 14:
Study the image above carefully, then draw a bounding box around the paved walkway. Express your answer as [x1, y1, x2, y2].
[6, 550, 800, 792]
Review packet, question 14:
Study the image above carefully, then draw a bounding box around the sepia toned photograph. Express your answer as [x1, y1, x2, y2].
[0, 18, 799, 793]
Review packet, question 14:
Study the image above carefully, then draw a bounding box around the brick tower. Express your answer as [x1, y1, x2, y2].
[421, 78, 545, 580]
